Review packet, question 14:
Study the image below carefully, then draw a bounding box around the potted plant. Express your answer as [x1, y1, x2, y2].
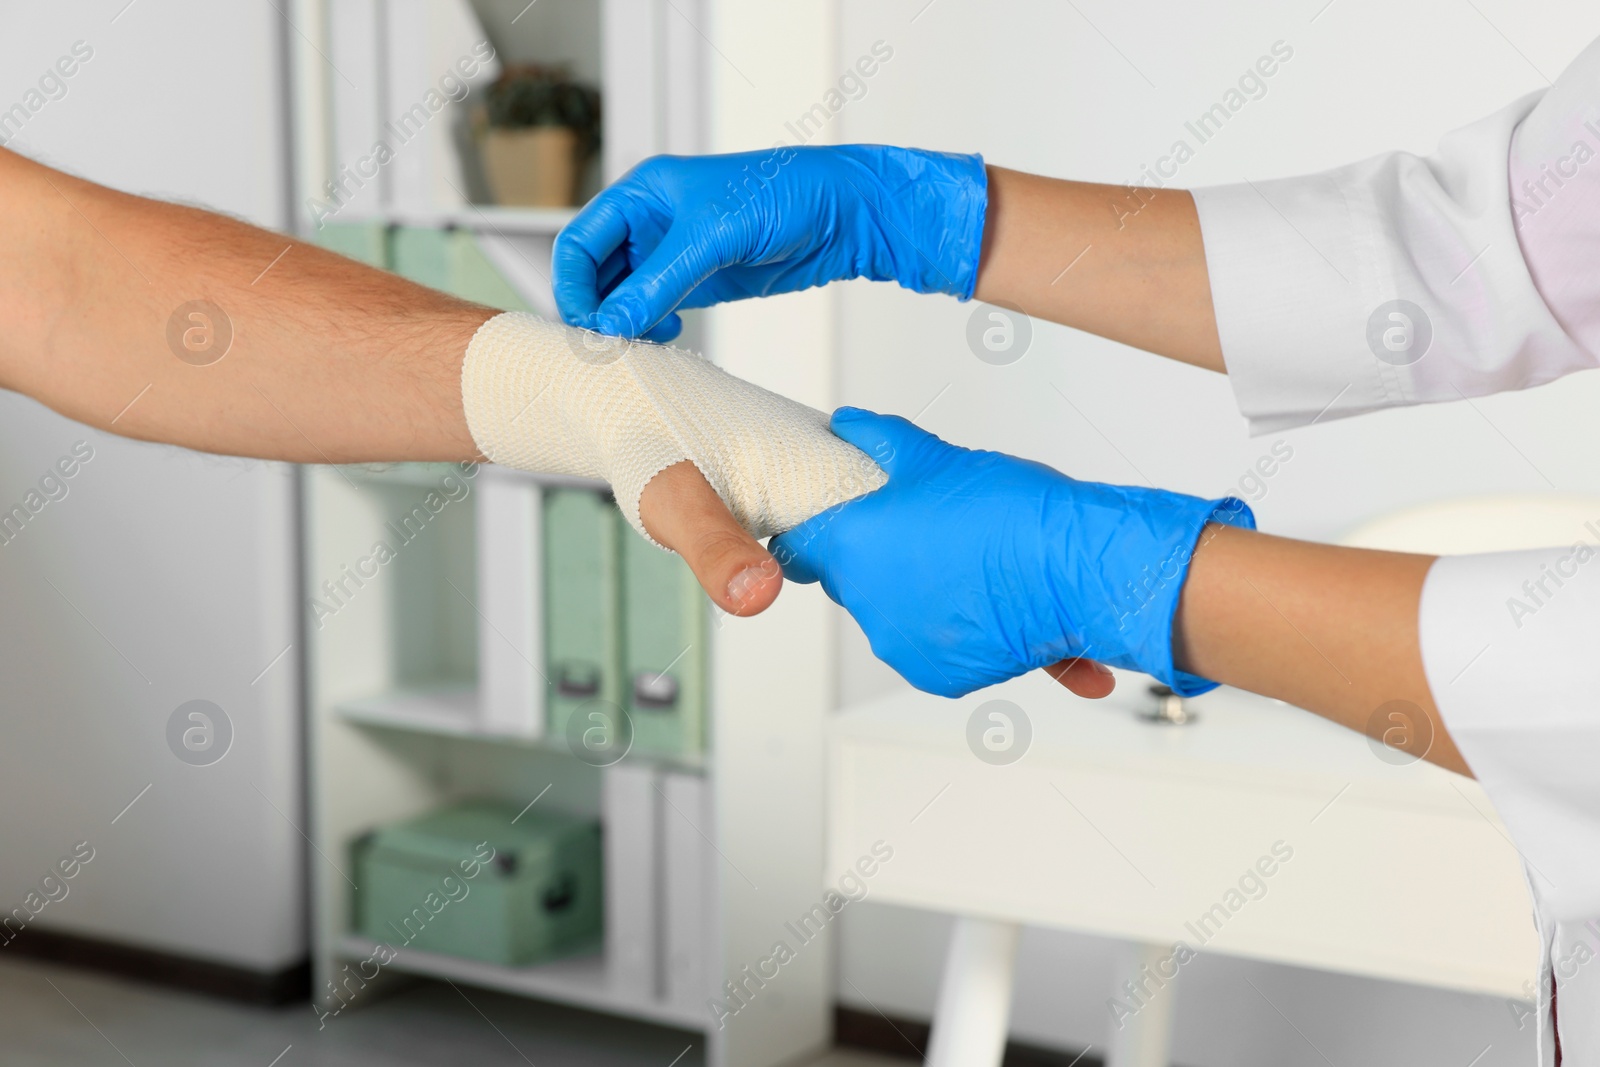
[478, 65, 601, 208]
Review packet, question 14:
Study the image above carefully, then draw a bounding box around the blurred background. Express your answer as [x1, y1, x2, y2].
[0, 1, 1595, 1065]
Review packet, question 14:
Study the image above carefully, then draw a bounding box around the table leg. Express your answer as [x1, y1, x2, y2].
[925, 916, 1021, 1067]
[1105, 940, 1179, 1067]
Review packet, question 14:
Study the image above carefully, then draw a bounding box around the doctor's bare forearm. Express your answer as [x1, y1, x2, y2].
[1173, 525, 1471, 776]
[0, 147, 486, 463]
[974, 167, 1226, 373]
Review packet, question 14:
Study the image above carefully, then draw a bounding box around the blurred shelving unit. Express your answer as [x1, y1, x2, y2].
[383, 204, 579, 235]
[288, 3, 841, 1066]
[335, 933, 702, 1029]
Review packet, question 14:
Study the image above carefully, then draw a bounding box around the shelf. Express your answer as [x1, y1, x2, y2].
[335, 934, 703, 1032]
[488, 467, 610, 493]
[338, 463, 607, 495]
[336, 687, 708, 774]
[381, 203, 581, 237]
[336, 462, 469, 489]
[339, 685, 480, 737]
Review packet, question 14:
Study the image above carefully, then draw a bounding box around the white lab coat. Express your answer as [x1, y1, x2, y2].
[1192, 35, 1600, 1065]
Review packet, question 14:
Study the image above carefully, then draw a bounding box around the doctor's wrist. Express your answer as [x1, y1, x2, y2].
[1097, 497, 1254, 696]
[1169, 525, 1469, 775]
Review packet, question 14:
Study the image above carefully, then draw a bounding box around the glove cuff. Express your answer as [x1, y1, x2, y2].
[839, 146, 989, 300]
[1092, 492, 1256, 696]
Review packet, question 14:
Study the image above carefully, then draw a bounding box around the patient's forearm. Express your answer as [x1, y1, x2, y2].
[0, 148, 789, 616]
[0, 146, 484, 463]
[1173, 525, 1469, 776]
[974, 167, 1225, 373]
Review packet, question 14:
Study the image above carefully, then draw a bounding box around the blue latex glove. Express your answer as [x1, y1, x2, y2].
[770, 409, 1256, 699]
[552, 145, 988, 341]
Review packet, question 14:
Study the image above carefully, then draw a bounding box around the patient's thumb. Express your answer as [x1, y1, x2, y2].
[638, 460, 782, 617]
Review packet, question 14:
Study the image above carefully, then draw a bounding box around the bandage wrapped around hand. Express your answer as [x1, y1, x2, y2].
[460, 312, 888, 541]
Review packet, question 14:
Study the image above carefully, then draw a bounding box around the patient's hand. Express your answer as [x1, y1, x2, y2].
[638, 460, 783, 617]
[461, 312, 886, 550]
[637, 457, 1112, 696]
[1044, 656, 1117, 699]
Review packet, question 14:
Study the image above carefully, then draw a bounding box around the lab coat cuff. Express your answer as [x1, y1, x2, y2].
[1191, 179, 1396, 436]
[1194, 87, 1596, 436]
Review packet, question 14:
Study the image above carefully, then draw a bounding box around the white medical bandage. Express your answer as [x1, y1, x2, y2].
[460, 312, 887, 541]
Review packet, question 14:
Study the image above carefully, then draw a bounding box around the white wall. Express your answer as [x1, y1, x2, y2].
[0, 1, 304, 970]
[823, 0, 1600, 1062]
[705, 4, 844, 1062]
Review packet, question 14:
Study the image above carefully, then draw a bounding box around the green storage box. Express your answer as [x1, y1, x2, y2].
[389, 225, 534, 311]
[620, 519, 708, 758]
[354, 800, 601, 966]
[312, 220, 390, 268]
[544, 488, 624, 744]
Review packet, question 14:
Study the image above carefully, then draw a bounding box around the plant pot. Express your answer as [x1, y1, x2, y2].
[479, 126, 581, 208]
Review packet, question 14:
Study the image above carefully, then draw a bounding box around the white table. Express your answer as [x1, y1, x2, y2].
[826, 671, 1538, 1067]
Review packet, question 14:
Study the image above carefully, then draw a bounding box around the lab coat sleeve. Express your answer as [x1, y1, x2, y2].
[1418, 548, 1600, 926]
[1191, 37, 1600, 435]
[1420, 550, 1600, 1065]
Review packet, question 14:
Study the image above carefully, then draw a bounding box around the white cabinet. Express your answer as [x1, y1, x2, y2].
[828, 670, 1540, 1066]
[293, 3, 840, 1064]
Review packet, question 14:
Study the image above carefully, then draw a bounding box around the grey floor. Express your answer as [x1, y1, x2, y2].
[0, 955, 905, 1067]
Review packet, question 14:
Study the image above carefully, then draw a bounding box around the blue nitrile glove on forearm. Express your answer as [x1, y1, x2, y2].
[769, 409, 1255, 699]
[552, 146, 988, 341]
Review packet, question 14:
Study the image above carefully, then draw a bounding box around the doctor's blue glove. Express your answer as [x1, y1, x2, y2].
[770, 409, 1255, 699]
[552, 146, 988, 341]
